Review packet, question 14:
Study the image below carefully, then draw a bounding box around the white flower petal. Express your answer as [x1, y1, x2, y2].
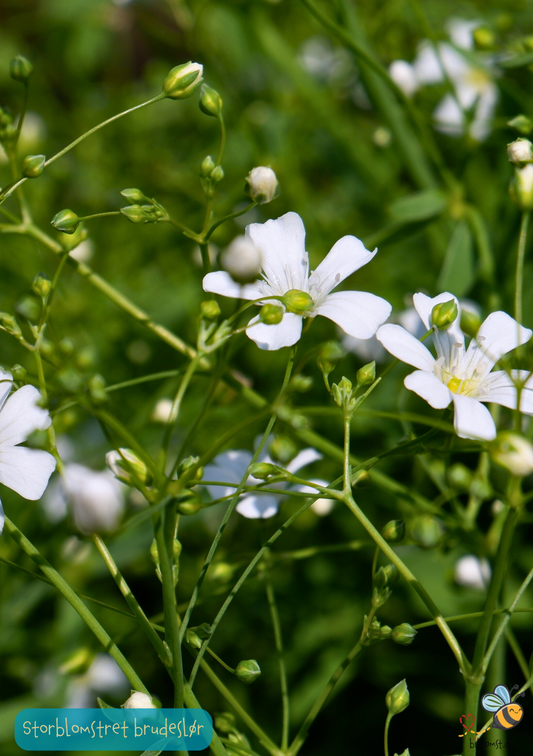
[308, 235, 377, 296]
[404, 370, 452, 409]
[412, 41, 446, 84]
[433, 93, 465, 136]
[246, 212, 309, 293]
[464, 312, 532, 377]
[0, 447, 56, 499]
[481, 371, 533, 413]
[203, 450, 252, 500]
[0, 370, 13, 412]
[412, 292, 464, 360]
[376, 324, 435, 371]
[286, 448, 322, 474]
[0, 385, 51, 448]
[236, 494, 280, 519]
[452, 393, 496, 440]
[315, 291, 391, 339]
[246, 312, 303, 350]
[0, 499, 4, 534]
[202, 271, 264, 301]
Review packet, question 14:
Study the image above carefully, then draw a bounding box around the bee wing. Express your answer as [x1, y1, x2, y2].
[482, 693, 504, 712]
[494, 685, 511, 704]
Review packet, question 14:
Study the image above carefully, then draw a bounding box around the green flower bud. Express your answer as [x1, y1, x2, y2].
[248, 462, 280, 480]
[508, 138, 533, 166]
[0, 312, 22, 336]
[10, 55, 33, 83]
[259, 304, 284, 325]
[120, 204, 157, 224]
[394, 749, 411, 756]
[473, 27, 495, 49]
[490, 431, 533, 477]
[356, 361, 376, 387]
[51, 209, 80, 234]
[448, 463, 473, 491]
[178, 455, 203, 482]
[510, 164, 533, 210]
[269, 436, 298, 465]
[185, 628, 203, 649]
[32, 272, 52, 299]
[106, 448, 151, 486]
[22, 154, 45, 178]
[391, 623, 417, 646]
[15, 295, 40, 321]
[460, 306, 481, 338]
[200, 155, 216, 177]
[59, 337, 75, 355]
[245, 166, 279, 205]
[332, 376, 355, 413]
[11, 364, 26, 381]
[235, 659, 261, 685]
[201, 300, 221, 320]
[508, 114, 533, 136]
[120, 187, 149, 203]
[290, 374, 313, 392]
[381, 519, 405, 543]
[214, 712, 236, 734]
[87, 374, 108, 404]
[282, 289, 313, 315]
[211, 165, 224, 184]
[176, 491, 203, 516]
[386, 679, 410, 716]
[163, 62, 203, 100]
[430, 299, 458, 330]
[199, 84, 223, 117]
[410, 514, 445, 549]
[373, 564, 398, 590]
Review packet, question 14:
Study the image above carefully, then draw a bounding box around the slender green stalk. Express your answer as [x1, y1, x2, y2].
[515, 210, 530, 324]
[264, 564, 290, 751]
[216, 114, 226, 167]
[3, 516, 148, 694]
[205, 201, 257, 242]
[383, 713, 393, 756]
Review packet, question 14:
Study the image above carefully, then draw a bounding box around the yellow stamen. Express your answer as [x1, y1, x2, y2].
[448, 376, 462, 394]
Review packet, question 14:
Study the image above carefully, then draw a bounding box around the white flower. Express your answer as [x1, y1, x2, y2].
[0, 369, 56, 534]
[203, 441, 324, 519]
[221, 235, 263, 281]
[245, 166, 279, 205]
[389, 60, 419, 98]
[61, 464, 125, 534]
[454, 555, 491, 589]
[376, 292, 533, 441]
[151, 398, 173, 423]
[203, 212, 391, 351]
[65, 654, 128, 708]
[123, 691, 157, 709]
[490, 432, 533, 477]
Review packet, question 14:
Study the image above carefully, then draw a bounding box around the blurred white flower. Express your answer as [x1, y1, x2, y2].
[151, 398, 173, 423]
[123, 691, 157, 709]
[455, 555, 491, 589]
[389, 60, 419, 98]
[60, 464, 125, 534]
[203, 212, 391, 351]
[0, 369, 56, 534]
[220, 235, 263, 282]
[69, 239, 94, 263]
[66, 654, 128, 708]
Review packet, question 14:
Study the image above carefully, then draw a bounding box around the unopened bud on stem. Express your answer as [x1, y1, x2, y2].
[245, 166, 279, 205]
[386, 679, 410, 716]
[10, 55, 33, 83]
[163, 62, 203, 99]
[431, 299, 458, 330]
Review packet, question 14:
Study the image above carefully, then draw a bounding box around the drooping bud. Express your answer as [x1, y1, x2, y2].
[32, 272, 51, 300]
[221, 236, 262, 283]
[22, 154, 45, 178]
[510, 164, 533, 210]
[259, 304, 284, 325]
[282, 289, 313, 315]
[10, 55, 33, 83]
[356, 361, 376, 387]
[490, 431, 533, 477]
[120, 187, 149, 204]
[122, 691, 158, 709]
[51, 209, 80, 234]
[391, 623, 417, 646]
[430, 299, 458, 330]
[386, 679, 410, 716]
[235, 659, 261, 685]
[507, 138, 533, 166]
[245, 166, 279, 205]
[199, 84, 223, 117]
[106, 448, 150, 486]
[201, 300, 221, 320]
[163, 62, 203, 100]
[381, 519, 405, 543]
[410, 514, 445, 549]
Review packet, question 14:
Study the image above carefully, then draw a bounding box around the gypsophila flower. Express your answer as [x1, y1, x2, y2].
[203, 438, 325, 518]
[203, 212, 391, 351]
[376, 293, 533, 441]
[0, 368, 56, 534]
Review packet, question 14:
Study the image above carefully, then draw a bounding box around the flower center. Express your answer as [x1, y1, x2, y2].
[447, 376, 462, 393]
[282, 289, 314, 315]
[446, 374, 482, 397]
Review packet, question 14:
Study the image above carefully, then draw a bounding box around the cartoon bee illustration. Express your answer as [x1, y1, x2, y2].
[482, 684, 525, 730]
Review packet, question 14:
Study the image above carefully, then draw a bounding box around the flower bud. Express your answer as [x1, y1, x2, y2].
[22, 154, 45, 178]
[410, 514, 445, 549]
[290, 374, 313, 392]
[381, 519, 405, 543]
[211, 165, 224, 184]
[431, 299, 458, 330]
[245, 166, 279, 205]
[200, 155, 216, 177]
[386, 679, 410, 716]
[178, 455, 204, 482]
[391, 623, 417, 646]
[200, 300, 221, 321]
[395, 749, 411, 756]
[120, 187, 149, 203]
[87, 374, 108, 405]
[185, 628, 203, 649]
[106, 448, 150, 486]
[508, 114, 533, 135]
[0, 312, 22, 337]
[282, 289, 313, 315]
[367, 618, 391, 644]
[490, 431, 533, 477]
[32, 272, 51, 299]
[120, 204, 157, 224]
[259, 304, 284, 325]
[332, 376, 356, 414]
[199, 84, 223, 117]
[122, 691, 158, 709]
[176, 490, 203, 516]
[163, 62, 203, 100]
[51, 209, 80, 235]
[10, 55, 33, 83]
[11, 364, 26, 381]
[269, 436, 298, 465]
[373, 564, 398, 590]
[460, 305, 481, 338]
[448, 463, 473, 491]
[221, 236, 262, 283]
[214, 713, 236, 733]
[356, 361, 376, 387]
[248, 462, 280, 480]
[507, 138, 533, 166]
[235, 659, 261, 685]
[510, 164, 533, 210]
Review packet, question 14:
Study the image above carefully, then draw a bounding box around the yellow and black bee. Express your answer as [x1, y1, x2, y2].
[482, 684, 524, 730]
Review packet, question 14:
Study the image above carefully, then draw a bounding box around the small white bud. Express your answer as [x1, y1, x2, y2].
[122, 691, 157, 709]
[151, 398, 173, 423]
[220, 236, 262, 282]
[245, 166, 279, 205]
[510, 163, 533, 209]
[507, 138, 533, 166]
[106, 448, 150, 486]
[389, 60, 419, 98]
[454, 555, 491, 590]
[490, 431, 533, 477]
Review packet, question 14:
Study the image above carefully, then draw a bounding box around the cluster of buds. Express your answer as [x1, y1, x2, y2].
[372, 563, 398, 608]
[332, 376, 357, 417]
[508, 139, 533, 209]
[200, 155, 224, 199]
[106, 448, 151, 488]
[185, 622, 212, 650]
[120, 188, 168, 224]
[366, 617, 392, 644]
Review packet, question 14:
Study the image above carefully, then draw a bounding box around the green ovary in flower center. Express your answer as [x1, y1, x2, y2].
[282, 289, 314, 315]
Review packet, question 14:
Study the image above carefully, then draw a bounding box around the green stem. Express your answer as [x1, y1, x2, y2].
[3, 516, 148, 694]
[515, 210, 530, 324]
[216, 114, 226, 167]
[383, 713, 392, 756]
[205, 201, 257, 242]
[264, 562, 290, 751]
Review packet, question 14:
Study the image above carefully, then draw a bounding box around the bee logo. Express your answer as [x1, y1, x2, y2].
[482, 684, 525, 730]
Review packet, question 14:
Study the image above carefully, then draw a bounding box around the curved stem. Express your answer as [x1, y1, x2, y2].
[515, 210, 530, 325]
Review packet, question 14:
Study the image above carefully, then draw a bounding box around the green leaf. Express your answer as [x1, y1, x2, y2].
[437, 221, 475, 297]
[388, 189, 447, 223]
[500, 52, 533, 68]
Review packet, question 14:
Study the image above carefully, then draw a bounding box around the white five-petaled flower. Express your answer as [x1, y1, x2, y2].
[202, 212, 391, 351]
[0, 369, 56, 534]
[376, 292, 533, 441]
[203, 442, 325, 519]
